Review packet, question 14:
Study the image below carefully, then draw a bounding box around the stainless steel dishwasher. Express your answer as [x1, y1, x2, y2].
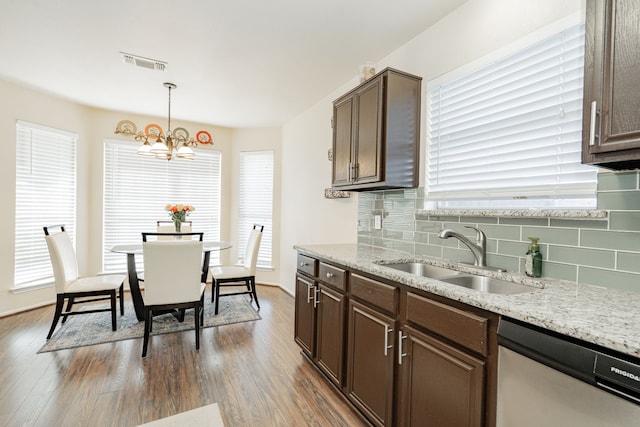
[497, 317, 640, 427]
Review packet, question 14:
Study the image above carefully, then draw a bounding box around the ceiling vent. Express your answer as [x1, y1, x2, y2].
[120, 52, 167, 72]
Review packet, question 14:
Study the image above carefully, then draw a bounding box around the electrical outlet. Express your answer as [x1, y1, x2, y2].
[374, 215, 382, 230]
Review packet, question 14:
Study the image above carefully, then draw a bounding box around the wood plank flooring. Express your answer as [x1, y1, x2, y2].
[0, 286, 368, 427]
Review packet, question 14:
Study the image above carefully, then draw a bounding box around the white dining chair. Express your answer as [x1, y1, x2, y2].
[43, 225, 125, 339]
[141, 239, 206, 357]
[210, 224, 263, 315]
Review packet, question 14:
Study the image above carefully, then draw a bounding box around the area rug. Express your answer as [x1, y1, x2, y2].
[137, 403, 224, 427]
[38, 295, 260, 353]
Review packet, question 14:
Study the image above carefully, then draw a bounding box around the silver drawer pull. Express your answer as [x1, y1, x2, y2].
[313, 287, 320, 308]
[326, 272, 334, 279]
[300, 262, 308, 267]
[384, 325, 393, 356]
[306, 283, 314, 304]
[398, 330, 408, 364]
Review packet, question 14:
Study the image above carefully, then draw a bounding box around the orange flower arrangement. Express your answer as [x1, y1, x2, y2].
[165, 204, 194, 230]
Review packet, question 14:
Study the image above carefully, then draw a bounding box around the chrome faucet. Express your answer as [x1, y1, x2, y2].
[438, 226, 487, 267]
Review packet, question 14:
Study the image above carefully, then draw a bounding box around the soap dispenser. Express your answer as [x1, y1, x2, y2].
[525, 237, 542, 278]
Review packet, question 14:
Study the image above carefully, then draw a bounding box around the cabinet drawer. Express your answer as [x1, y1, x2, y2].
[350, 273, 397, 314]
[297, 253, 317, 277]
[406, 292, 488, 356]
[319, 262, 346, 292]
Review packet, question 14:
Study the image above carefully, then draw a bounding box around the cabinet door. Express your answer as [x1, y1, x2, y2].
[294, 273, 316, 356]
[346, 299, 395, 427]
[315, 284, 345, 386]
[332, 95, 354, 187]
[583, 0, 640, 166]
[397, 326, 484, 427]
[354, 77, 384, 184]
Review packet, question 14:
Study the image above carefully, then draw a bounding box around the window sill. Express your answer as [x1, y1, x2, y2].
[11, 280, 54, 294]
[415, 209, 608, 220]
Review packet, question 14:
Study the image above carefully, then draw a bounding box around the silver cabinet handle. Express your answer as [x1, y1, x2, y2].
[306, 283, 314, 304]
[589, 100, 598, 146]
[326, 272, 334, 279]
[398, 330, 408, 365]
[384, 325, 394, 356]
[300, 261, 308, 267]
[313, 287, 320, 308]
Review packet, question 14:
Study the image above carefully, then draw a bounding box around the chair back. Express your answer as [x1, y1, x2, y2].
[43, 226, 79, 293]
[142, 232, 203, 242]
[242, 225, 264, 275]
[156, 221, 192, 239]
[142, 240, 204, 305]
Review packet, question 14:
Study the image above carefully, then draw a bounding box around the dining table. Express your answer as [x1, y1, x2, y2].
[110, 241, 232, 321]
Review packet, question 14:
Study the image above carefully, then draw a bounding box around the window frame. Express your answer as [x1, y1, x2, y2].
[237, 150, 274, 269]
[14, 120, 77, 290]
[425, 17, 597, 210]
[102, 139, 222, 273]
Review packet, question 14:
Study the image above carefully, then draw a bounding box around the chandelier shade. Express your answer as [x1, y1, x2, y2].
[114, 82, 212, 160]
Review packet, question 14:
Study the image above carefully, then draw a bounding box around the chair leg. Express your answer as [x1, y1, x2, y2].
[200, 295, 205, 325]
[214, 280, 220, 315]
[47, 295, 65, 339]
[246, 279, 253, 301]
[119, 283, 124, 315]
[195, 302, 200, 350]
[110, 290, 117, 331]
[251, 277, 260, 310]
[62, 296, 75, 323]
[142, 308, 152, 357]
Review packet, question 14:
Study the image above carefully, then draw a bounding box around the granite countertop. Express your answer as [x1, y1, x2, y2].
[294, 243, 640, 358]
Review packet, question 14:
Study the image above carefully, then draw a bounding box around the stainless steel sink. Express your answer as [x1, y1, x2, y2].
[440, 275, 535, 295]
[381, 262, 537, 295]
[382, 262, 461, 279]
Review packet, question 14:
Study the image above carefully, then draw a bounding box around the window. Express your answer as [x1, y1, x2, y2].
[14, 121, 77, 288]
[427, 22, 597, 209]
[238, 151, 273, 268]
[103, 140, 221, 272]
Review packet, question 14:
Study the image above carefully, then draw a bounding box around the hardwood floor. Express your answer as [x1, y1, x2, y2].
[0, 286, 368, 427]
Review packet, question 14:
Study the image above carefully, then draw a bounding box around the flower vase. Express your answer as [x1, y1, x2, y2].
[174, 220, 182, 239]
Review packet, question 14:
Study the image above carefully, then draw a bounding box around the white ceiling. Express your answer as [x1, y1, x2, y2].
[0, 0, 467, 128]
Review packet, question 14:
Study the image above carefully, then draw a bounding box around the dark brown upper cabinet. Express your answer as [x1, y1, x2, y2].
[582, 0, 640, 169]
[332, 68, 422, 191]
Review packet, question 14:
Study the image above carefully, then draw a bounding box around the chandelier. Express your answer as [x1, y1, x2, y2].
[114, 82, 212, 160]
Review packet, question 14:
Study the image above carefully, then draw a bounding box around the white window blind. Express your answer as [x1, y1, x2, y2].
[427, 23, 597, 209]
[103, 140, 221, 272]
[15, 121, 77, 288]
[238, 151, 273, 268]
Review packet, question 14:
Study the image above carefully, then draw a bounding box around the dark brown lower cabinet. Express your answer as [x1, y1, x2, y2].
[294, 273, 315, 356]
[346, 299, 395, 427]
[315, 283, 345, 386]
[293, 252, 498, 427]
[397, 325, 485, 427]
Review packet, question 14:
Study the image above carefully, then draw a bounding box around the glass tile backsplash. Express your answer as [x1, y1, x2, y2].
[357, 171, 640, 292]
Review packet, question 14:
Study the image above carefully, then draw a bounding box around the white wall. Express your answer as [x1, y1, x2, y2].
[279, 80, 361, 295]
[279, 0, 584, 294]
